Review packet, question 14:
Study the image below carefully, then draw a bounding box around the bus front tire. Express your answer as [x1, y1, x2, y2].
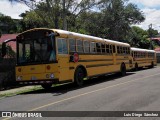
[74, 68, 84, 87]
[41, 83, 52, 90]
[121, 63, 126, 76]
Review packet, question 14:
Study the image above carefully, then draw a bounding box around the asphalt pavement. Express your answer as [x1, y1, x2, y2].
[0, 66, 160, 120]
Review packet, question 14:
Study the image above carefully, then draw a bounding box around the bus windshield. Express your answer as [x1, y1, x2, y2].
[17, 31, 56, 65]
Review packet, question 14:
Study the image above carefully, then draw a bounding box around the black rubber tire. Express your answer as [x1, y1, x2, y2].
[41, 83, 52, 90]
[121, 64, 126, 76]
[74, 68, 84, 87]
[135, 63, 138, 71]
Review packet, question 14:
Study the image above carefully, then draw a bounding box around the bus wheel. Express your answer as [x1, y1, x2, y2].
[74, 68, 84, 87]
[41, 84, 52, 90]
[121, 63, 126, 76]
[135, 63, 138, 71]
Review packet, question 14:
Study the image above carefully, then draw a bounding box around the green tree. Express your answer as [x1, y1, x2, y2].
[97, 0, 145, 41]
[130, 26, 150, 49]
[147, 28, 158, 38]
[0, 13, 19, 33]
[9, 0, 97, 30]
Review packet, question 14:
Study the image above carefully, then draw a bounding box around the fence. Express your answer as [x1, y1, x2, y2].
[0, 58, 16, 90]
[0, 45, 16, 90]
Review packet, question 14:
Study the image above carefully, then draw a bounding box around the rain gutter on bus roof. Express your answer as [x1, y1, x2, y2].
[53, 29, 130, 47]
[131, 47, 155, 53]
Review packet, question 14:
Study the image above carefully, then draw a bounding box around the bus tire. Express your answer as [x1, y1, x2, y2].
[135, 63, 138, 71]
[41, 83, 52, 90]
[121, 63, 126, 76]
[74, 67, 85, 87]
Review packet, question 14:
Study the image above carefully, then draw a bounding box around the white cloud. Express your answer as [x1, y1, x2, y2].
[129, 0, 160, 32]
[0, 0, 29, 19]
[141, 0, 160, 7]
[134, 8, 160, 32]
[130, 0, 160, 8]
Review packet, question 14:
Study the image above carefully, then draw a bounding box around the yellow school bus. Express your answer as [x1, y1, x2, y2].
[2, 28, 133, 89]
[131, 47, 157, 70]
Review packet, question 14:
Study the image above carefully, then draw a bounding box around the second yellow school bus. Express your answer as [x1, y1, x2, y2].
[13, 28, 133, 89]
[131, 47, 157, 70]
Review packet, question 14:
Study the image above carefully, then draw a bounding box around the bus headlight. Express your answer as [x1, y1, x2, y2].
[50, 73, 54, 79]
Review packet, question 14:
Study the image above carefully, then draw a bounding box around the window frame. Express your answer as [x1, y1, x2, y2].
[57, 38, 68, 54]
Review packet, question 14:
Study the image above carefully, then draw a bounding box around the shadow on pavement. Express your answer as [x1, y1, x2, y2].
[20, 72, 135, 96]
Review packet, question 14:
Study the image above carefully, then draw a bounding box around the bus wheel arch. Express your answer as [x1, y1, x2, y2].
[74, 65, 87, 87]
[120, 62, 126, 76]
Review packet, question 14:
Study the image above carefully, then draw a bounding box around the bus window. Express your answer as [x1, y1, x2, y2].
[69, 39, 76, 52]
[106, 44, 109, 53]
[77, 40, 84, 53]
[101, 43, 105, 53]
[113, 45, 115, 53]
[117, 46, 120, 54]
[90, 42, 96, 53]
[84, 41, 90, 53]
[110, 45, 112, 53]
[96, 43, 101, 53]
[123, 47, 125, 54]
[125, 47, 127, 54]
[57, 38, 68, 54]
[119, 46, 122, 54]
[132, 51, 133, 57]
[127, 47, 130, 54]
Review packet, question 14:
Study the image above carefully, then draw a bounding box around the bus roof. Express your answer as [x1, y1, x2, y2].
[131, 47, 155, 53]
[53, 29, 130, 46]
[18, 28, 130, 47]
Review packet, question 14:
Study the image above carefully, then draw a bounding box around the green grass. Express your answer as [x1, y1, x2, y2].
[0, 83, 66, 99]
[0, 86, 42, 98]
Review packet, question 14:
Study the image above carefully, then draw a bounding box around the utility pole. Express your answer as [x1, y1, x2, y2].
[149, 24, 153, 49]
[63, 0, 67, 30]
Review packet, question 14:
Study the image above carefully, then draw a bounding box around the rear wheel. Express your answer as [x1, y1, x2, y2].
[41, 83, 52, 90]
[74, 68, 85, 87]
[121, 63, 126, 76]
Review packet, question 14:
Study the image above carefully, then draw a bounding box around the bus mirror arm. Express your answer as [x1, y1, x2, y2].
[2, 39, 16, 57]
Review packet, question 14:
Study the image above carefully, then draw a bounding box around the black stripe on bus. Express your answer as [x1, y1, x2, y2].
[136, 62, 152, 64]
[69, 52, 130, 56]
[79, 59, 113, 62]
[86, 64, 113, 68]
[135, 59, 154, 61]
[116, 58, 129, 60]
[69, 67, 75, 70]
[116, 62, 129, 65]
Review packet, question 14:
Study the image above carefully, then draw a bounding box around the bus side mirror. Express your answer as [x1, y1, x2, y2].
[2, 42, 6, 57]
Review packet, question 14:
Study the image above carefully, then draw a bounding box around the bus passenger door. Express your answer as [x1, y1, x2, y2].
[56, 38, 70, 81]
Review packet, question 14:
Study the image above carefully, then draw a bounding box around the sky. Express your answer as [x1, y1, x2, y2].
[0, 0, 160, 32]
